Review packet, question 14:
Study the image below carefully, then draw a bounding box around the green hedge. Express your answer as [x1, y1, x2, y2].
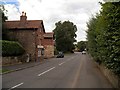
[87, 2, 120, 76]
[1, 40, 25, 56]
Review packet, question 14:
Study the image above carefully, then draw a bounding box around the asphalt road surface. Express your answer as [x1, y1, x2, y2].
[2, 52, 113, 88]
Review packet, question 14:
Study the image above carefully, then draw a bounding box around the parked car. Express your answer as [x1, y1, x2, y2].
[56, 52, 64, 58]
[82, 51, 86, 54]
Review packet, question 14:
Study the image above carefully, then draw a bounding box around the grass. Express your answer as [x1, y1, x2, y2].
[0, 69, 10, 74]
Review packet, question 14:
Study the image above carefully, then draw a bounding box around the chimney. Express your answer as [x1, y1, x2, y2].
[20, 11, 27, 21]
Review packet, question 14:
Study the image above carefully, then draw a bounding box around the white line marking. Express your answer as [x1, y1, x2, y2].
[59, 62, 65, 66]
[38, 67, 55, 76]
[10, 83, 24, 89]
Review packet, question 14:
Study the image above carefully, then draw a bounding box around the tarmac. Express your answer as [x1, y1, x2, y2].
[2, 59, 50, 75]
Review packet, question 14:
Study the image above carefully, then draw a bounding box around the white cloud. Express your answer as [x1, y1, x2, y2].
[4, 0, 102, 42]
[4, 4, 20, 20]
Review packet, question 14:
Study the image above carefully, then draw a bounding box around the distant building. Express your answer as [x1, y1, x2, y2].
[4, 12, 54, 61]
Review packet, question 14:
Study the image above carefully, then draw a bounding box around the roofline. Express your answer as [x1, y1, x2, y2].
[41, 20, 45, 33]
[9, 28, 38, 30]
[5, 20, 45, 30]
[6, 20, 43, 22]
[45, 32, 54, 34]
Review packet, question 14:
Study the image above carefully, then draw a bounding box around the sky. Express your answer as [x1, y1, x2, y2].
[0, 0, 102, 42]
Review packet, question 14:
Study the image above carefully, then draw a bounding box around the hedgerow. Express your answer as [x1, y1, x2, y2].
[87, 2, 120, 76]
[1, 40, 25, 56]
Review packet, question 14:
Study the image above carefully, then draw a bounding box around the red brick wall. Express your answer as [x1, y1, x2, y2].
[42, 38, 54, 58]
[35, 27, 45, 60]
[43, 38, 54, 46]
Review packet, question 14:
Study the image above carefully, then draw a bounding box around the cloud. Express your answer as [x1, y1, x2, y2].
[4, 4, 20, 20]
[3, 0, 102, 42]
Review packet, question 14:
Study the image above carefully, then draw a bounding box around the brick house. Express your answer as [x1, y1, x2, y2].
[5, 12, 54, 61]
[43, 32, 54, 58]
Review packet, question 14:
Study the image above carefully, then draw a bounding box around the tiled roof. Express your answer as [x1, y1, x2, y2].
[44, 32, 54, 38]
[5, 20, 43, 29]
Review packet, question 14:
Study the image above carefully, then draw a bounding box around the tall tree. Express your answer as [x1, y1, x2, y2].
[0, 5, 8, 40]
[53, 21, 77, 52]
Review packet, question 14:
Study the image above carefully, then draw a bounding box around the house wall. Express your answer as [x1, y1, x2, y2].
[35, 27, 45, 61]
[43, 38, 54, 45]
[36, 27, 45, 46]
[8, 29, 36, 61]
[43, 38, 54, 58]
[44, 45, 54, 58]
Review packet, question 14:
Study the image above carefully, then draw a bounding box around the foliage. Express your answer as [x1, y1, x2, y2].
[0, 69, 10, 73]
[54, 47, 59, 55]
[53, 21, 77, 52]
[0, 5, 7, 22]
[87, 2, 120, 76]
[1, 40, 25, 56]
[77, 41, 87, 52]
[0, 5, 8, 40]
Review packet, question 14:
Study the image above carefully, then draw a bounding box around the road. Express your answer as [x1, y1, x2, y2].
[2, 52, 113, 88]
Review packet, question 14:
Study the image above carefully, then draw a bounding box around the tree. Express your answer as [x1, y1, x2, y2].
[0, 5, 8, 40]
[77, 41, 87, 52]
[53, 21, 77, 52]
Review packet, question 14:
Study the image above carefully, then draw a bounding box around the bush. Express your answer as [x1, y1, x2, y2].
[1, 40, 25, 56]
[87, 2, 120, 76]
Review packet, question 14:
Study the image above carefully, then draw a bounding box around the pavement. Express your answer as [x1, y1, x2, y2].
[2, 58, 50, 74]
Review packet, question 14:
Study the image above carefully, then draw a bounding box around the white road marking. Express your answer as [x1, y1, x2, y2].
[58, 62, 65, 66]
[9, 82, 24, 90]
[38, 67, 55, 76]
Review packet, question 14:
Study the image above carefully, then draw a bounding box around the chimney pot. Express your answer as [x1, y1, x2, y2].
[20, 11, 27, 21]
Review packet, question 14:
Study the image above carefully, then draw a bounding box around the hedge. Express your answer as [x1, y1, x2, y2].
[87, 2, 120, 76]
[1, 40, 25, 56]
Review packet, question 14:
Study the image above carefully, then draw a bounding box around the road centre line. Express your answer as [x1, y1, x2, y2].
[38, 67, 55, 76]
[58, 62, 65, 66]
[9, 82, 24, 90]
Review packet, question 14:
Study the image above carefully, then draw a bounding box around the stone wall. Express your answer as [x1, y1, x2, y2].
[2, 56, 21, 66]
[1, 54, 31, 66]
[99, 64, 120, 88]
[44, 45, 54, 58]
[8, 30, 36, 61]
[89, 54, 120, 88]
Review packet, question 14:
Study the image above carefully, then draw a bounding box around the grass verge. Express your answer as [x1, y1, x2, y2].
[0, 69, 10, 74]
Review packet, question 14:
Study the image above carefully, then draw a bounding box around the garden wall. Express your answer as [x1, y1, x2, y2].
[99, 64, 120, 88]
[1, 54, 30, 66]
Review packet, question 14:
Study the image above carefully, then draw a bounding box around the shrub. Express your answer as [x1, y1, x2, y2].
[1, 40, 25, 56]
[87, 2, 120, 76]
